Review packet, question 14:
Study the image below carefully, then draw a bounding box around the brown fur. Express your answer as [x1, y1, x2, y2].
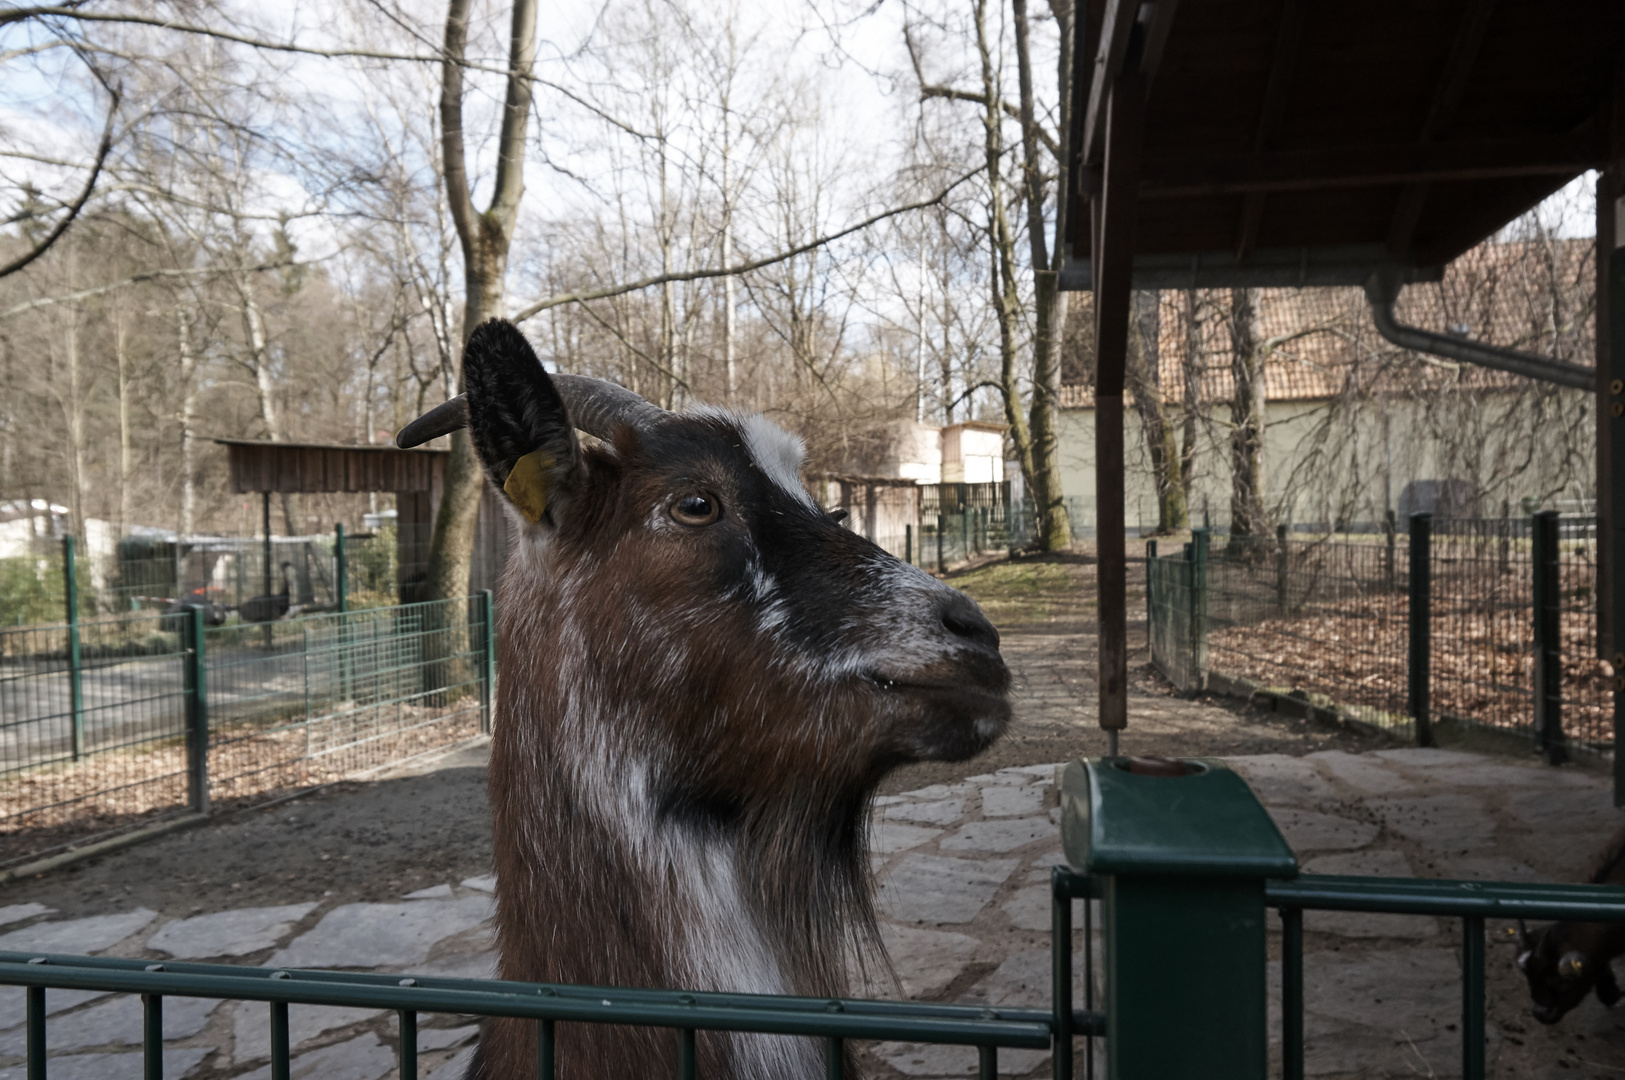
[1518, 823, 1625, 1024]
[463, 402, 1009, 1079]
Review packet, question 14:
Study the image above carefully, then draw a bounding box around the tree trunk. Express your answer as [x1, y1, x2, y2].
[1013, 0, 1073, 550]
[424, 0, 537, 608]
[1179, 288, 1200, 505]
[177, 309, 198, 537]
[1227, 287, 1268, 542]
[1125, 291, 1186, 533]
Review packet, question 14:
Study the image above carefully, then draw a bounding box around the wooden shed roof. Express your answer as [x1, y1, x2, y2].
[215, 439, 445, 494]
[1064, 0, 1625, 290]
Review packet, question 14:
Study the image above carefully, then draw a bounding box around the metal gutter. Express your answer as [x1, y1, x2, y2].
[1363, 268, 1593, 390]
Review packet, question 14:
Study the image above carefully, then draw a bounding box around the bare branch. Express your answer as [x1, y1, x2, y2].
[920, 85, 1059, 158]
[511, 169, 981, 323]
[0, 83, 118, 280]
[0, 261, 301, 321]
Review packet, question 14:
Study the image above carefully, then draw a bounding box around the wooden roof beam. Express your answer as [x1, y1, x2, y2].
[1079, 0, 1143, 169]
[1386, 0, 1499, 258]
[1141, 133, 1606, 198]
[1236, 0, 1309, 264]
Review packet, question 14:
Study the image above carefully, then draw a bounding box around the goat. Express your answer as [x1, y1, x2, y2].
[394, 319, 1011, 1080]
[1516, 824, 1625, 1023]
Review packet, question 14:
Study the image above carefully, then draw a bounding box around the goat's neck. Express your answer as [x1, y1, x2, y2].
[489, 651, 874, 1001]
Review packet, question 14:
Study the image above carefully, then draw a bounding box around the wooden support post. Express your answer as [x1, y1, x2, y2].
[1093, 66, 1144, 747]
[1599, 167, 1614, 661]
[1609, 244, 1625, 805]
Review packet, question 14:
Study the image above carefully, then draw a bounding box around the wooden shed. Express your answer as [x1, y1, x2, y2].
[215, 439, 512, 602]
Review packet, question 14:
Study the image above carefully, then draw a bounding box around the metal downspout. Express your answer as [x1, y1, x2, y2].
[1363, 268, 1594, 391]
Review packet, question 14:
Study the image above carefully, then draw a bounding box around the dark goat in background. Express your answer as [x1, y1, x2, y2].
[395, 320, 1012, 1080]
[1517, 824, 1625, 1024]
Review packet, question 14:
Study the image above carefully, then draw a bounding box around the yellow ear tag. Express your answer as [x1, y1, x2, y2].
[503, 449, 556, 523]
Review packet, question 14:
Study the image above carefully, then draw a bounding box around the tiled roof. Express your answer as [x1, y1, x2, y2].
[1059, 237, 1593, 409]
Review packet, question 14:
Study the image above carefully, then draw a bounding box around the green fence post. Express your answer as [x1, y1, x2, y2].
[1385, 508, 1398, 589]
[1533, 510, 1564, 764]
[962, 507, 971, 560]
[1145, 539, 1157, 648]
[184, 605, 209, 814]
[480, 590, 496, 735]
[936, 514, 945, 574]
[335, 523, 347, 614]
[1058, 757, 1297, 1080]
[1276, 523, 1289, 613]
[905, 524, 913, 566]
[63, 534, 84, 761]
[1409, 513, 1434, 747]
[1191, 528, 1210, 689]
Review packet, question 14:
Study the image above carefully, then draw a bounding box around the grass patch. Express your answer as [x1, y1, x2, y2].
[950, 560, 1077, 626]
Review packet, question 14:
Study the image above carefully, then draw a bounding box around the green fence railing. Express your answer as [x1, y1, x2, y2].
[1054, 756, 1625, 1080]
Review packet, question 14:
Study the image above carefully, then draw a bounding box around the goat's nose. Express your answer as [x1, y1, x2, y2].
[939, 592, 1000, 651]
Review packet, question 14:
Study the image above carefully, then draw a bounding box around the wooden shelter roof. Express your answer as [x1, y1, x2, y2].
[215, 439, 445, 494]
[1063, 0, 1625, 290]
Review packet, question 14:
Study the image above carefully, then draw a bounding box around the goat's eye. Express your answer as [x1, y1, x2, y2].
[672, 493, 721, 526]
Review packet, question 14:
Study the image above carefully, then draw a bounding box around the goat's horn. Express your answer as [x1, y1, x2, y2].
[395, 396, 468, 449]
[550, 375, 668, 440]
[393, 377, 666, 451]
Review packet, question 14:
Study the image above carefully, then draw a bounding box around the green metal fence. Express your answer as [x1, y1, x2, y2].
[4, 756, 1620, 1079]
[0, 950, 1081, 1080]
[1145, 514, 1606, 752]
[1054, 756, 1625, 1080]
[0, 594, 495, 864]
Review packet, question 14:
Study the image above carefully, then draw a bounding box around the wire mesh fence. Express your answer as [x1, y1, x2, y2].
[0, 595, 491, 865]
[1145, 515, 1606, 753]
[2, 527, 403, 629]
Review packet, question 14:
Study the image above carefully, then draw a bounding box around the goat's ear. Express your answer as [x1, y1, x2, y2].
[462, 319, 581, 526]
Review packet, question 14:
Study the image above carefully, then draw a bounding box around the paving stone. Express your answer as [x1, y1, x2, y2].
[1502, 787, 1620, 833]
[1266, 808, 1378, 853]
[939, 817, 1058, 854]
[877, 854, 1018, 924]
[268, 896, 494, 969]
[409, 950, 498, 981]
[965, 771, 1031, 785]
[0, 1047, 209, 1080]
[1420, 760, 1586, 788]
[235, 1033, 396, 1080]
[0, 988, 110, 1031]
[873, 795, 908, 807]
[1296, 850, 1438, 937]
[1000, 884, 1053, 931]
[232, 1001, 384, 1064]
[461, 875, 496, 893]
[428, 1046, 477, 1080]
[1368, 794, 1497, 851]
[871, 1041, 1050, 1076]
[870, 820, 943, 854]
[1227, 755, 1338, 806]
[147, 903, 318, 959]
[0, 909, 157, 955]
[416, 1024, 478, 1051]
[1296, 947, 1481, 1076]
[1373, 748, 1493, 769]
[1005, 764, 1062, 779]
[404, 884, 454, 900]
[1305, 751, 1414, 796]
[898, 784, 974, 800]
[1303, 850, 1414, 877]
[0, 994, 221, 1055]
[879, 924, 980, 998]
[883, 799, 966, 826]
[981, 785, 1045, 818]
[1429, 853, 1540, 881]
[958, 949, 1084, 1009]
[0, 905, 50, 929]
